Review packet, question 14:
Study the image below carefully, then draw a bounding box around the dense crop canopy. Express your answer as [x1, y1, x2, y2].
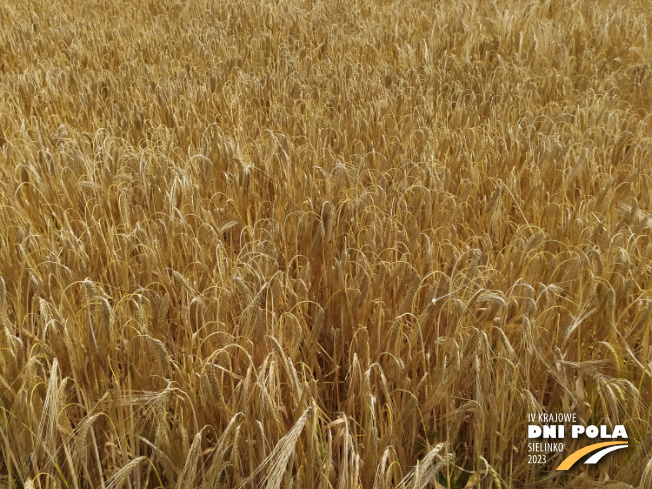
[0, 0, 651, 487]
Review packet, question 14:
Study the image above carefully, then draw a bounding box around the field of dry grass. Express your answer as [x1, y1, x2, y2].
[1, 0, 652, 487]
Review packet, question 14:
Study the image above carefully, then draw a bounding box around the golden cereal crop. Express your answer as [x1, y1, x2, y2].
[1, 0, 651, 487]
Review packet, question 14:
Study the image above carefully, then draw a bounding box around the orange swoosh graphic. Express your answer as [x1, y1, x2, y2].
[555, 442, 628, 470]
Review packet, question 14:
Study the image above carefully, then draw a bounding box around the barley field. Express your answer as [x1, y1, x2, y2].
[1, 0, 651, 487]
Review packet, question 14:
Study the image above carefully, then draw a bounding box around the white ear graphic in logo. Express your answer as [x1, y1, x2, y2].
[556, 442, 629, 470]
[584, 444, 628, 464]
